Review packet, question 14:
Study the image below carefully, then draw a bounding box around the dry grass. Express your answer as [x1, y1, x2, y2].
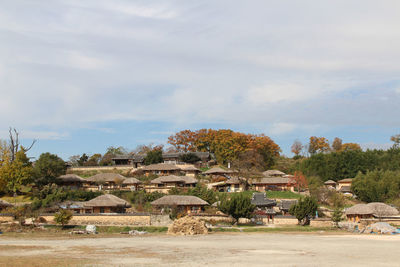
[0, 245, 50, 251]
[0, 256, 95, 267]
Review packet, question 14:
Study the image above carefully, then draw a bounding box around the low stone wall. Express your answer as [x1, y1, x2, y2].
[150, 214, 173, 226]
[310, 219, 333, 227]
[40, 213, 153, 226]
[273, 216, 298, 225]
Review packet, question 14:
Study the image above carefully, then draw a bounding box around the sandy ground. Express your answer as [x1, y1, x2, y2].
[0, 233, 399, 266]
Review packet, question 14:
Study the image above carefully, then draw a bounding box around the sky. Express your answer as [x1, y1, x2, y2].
[1, 0, 400, 160]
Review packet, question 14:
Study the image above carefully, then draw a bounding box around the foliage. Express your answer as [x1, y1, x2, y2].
[232, 150, 266, 175]
[168, 129, 280, 167]
[0, 148, 33, 194]
[341, 143, 361, 152]
[290, 171, 308, 192]
[331, 137, 343, 152]
[218, 193, 255, 222]
[110, 190, 165, 205]
[54, 209, 73, 228]
[178, 153, 201, 163]
[308, 136, 330, 155]
[351, 170, 400, 203]
[289, 196, 318, 225]
[391, 134, 400, 148]
[33, 152, 66, 187]
[331, 207, 343, 226]
[295, 148, 400, 181]
[100, 146, 127, 166]
[143, 149, 163, 165]
[291, 140, 303, 156]
[77, 153, 88, 166]
[86, 154, 102, 166]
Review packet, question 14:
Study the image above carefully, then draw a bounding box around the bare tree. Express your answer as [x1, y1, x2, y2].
[8, 127, 36, 162]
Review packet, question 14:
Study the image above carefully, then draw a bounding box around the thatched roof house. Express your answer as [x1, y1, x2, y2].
[345, 202, 399, 222]
[180, 165, 201, 176]
[122, 177, 141, 185]
[150, 175, 197, 185]
[151, 195, 208, 211]
[58, 174, 86, 183]
[203, 166, 235, 175]
[141, 163, 182, 176]
[84, 194, 131, 213]
[252, 177, 294, 192]
[151, 195, 208, 214]
[324, 180, 337, 186]
[262, 170, 285, 177]
[87, 173, 126, 183]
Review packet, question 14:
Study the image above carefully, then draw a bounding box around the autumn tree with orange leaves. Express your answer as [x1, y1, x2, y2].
[290, 171, 308, 192]
[291, 140, 303, 157]
[308, 136, 330, 155]
[168, 129, 280, 168]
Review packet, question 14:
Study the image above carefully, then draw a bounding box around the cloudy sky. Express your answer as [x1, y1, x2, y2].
[1, 0, 400, 159]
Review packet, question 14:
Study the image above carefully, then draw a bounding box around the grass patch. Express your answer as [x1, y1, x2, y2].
[1, 195, 31, 203]
[264, 191, 301, 199]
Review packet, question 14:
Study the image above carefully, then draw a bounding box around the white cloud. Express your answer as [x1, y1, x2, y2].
[269, 123, 296, 135]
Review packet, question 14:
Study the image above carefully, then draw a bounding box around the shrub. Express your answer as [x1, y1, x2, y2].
[218, 194, 255, 222]
[54, 209, 73, 228]
[289, 196, 318, 225]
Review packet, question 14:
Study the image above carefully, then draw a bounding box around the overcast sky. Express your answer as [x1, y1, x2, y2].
[1, 0, 399, 159]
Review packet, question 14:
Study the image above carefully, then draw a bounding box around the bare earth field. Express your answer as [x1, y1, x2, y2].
[0, 233, 399, 267]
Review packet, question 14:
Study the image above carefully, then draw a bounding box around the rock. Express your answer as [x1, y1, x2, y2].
[86, 225, 97, 234]
[128, 230, 147, 235]
[168, 216, 208, 236]
[365, 222, 397, 234]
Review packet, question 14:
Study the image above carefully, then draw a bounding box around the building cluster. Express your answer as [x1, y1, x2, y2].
[324, 178, 353, 196]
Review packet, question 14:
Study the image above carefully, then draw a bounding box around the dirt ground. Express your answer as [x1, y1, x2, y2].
[0, 233, 399, 266]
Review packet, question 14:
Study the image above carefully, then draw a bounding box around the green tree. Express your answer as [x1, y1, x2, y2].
[289, 196, 318, 225]
[331, 207, 343, 227]
[179, 153, 201, 164]
[77, 153, 88, 166]
[33, 153, 66, 187]
[54, 209, 73, 229]
[86, 153, 102, 166]
[100, 146, 127, 166]
[218, 194, 255, 223]
[143, 150, 163, 165]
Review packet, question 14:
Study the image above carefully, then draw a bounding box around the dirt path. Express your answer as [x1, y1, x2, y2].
[0, 233, 399, 266]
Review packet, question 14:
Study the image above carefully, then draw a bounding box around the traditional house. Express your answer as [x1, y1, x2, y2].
[112, 154, 145, 168]
[337, 178, 352, 190]
[203, 166, 236, 179]
[59, 201, 91, 214]
[278, 200, 298, 215]
[146, 175, 198, 193]
[151, 195, 208, 214]
[141, 163, 181, 176]
[0, 200, 13, 212]
[345, 202, 399, 222]
[251, 193, 277, 224]
[57, 174, 86, 189]
[262, 170, 286, 177]
[180, 165, 201, 177]
[252, 177, 294, 192]
[86, 173, 127, 191]
[121, 178, 142, 191]
[324, 180, 337, 189]
[211, 177, 246, 193]
[83, 194, 131, 214]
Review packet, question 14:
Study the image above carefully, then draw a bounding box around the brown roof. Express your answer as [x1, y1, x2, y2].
[57, 174, 86, 183]
[252, 177, 293, 185]
[181, 165, 201, 172]
[84, 194, 131, 208]
[122, 178, 142, 185]
[203, 167, 234, 175]
[151, 195, 209, 206]
[263, 170, 286, 177]
[141, 163, 181, 171]
[150, 175, 198, 184]
[338, 178, 353, 183]
[87, 173, 126, 183]
[225, 177, 242, 185]
[345, 202, 399, 216]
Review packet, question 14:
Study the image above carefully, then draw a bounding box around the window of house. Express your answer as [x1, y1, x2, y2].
[100, 207, 105, 213]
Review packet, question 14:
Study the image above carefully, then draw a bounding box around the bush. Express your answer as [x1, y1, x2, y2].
[218, 194, 255, 222]
[54, 209, 73, 228]
[289, 196, 318, 225]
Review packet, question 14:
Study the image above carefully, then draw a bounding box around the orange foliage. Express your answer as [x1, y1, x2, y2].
[308, 136, 330, 154]
[290, 171, 308, 192]
[340, 143, 361, 152]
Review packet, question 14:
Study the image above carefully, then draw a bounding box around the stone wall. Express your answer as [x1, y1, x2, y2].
[310, 219, 333, 227]
[40, 213, 151, 226]
[0, 214, 14, 223]
[150, 214, 173, 226]
[190, 214, 234, 224]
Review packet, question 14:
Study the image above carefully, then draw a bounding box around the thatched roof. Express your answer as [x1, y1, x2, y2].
[142, 163, 181, 171]
[338, 178, 353, 183]
[225, 177, 242, 185]
[263, 170, 286, 177]
[0, 199, 13, 208]
[181, 165, 201, 172]
[87, 173, 126, 183]
[339, 186, 352, 193]
[151, 195, 208, 206]
[251, 193, 276, 207]
[252, 177, 292, 185]
[150, 175, 198, 184]
[345, 202, 399, 216]
[57, 174, 86, 183]
[84, 194, 131, 208]
[203, 167, 234, 175]
[324, 180, 337, 185]
[122, 178, 141, 184]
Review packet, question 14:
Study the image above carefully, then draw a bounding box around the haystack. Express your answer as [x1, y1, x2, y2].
[167, 216, 208, 236]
